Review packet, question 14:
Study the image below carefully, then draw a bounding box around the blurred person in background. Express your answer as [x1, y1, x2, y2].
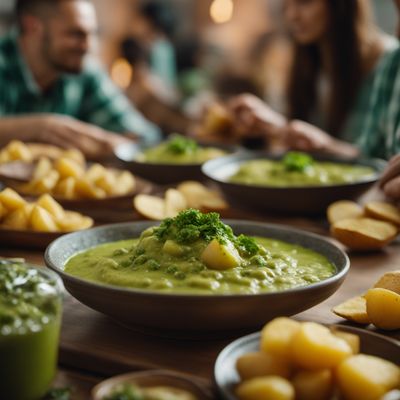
[229, 0, 398, 159]
[121, 37, 191, 134]
[132, 0, 178, 90]
[0, 0, 160, 158]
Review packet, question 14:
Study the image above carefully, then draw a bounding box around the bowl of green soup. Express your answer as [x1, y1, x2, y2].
[0, 260, 62, 399]
[115, 134, 237, 184]
[202, 152, 386, 215]
[45, 210, 349, 335]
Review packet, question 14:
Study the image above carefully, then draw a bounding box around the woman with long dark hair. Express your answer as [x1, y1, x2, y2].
[230, 0, 398, 158]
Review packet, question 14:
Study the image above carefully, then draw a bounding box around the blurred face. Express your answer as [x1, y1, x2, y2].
[41, 1, 98, 73]
[284, 0, 329, 45]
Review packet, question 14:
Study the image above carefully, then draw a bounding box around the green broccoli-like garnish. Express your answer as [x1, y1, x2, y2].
[166, 134, 198, 154]
[236, 234, 259, 256]
[283, 152, 314, 172]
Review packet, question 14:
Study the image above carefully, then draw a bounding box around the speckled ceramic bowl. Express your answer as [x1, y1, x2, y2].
[45, 220, 349, 335]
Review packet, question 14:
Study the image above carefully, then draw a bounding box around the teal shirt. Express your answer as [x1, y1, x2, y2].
[358, 47, 400, 159]
[0, 32, 161, 144]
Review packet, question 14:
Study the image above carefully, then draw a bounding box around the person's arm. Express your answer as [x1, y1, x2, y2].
[78, 65, 161, 145]
[0, 114, 129, 159]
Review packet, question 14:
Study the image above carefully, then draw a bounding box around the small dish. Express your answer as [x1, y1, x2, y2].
[115, 141, 240, 184]
[214, 326, 400, 400]
[202, 152, 386, 215]
[92, 369, 213, 400]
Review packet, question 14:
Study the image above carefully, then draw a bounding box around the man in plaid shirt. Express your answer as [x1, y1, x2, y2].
[0, 0, 160, 158]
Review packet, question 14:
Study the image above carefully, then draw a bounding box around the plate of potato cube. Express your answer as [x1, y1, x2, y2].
[0, 187, 93, 249]
[0, 142, 150, 217]
[215, 317, 400, 400]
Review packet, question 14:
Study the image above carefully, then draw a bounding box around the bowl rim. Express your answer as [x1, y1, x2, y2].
[44, 219, 349, 299]
[202, 152, 386, 190]
[114, 140, 243, 167]
[213, 325, 400, 400]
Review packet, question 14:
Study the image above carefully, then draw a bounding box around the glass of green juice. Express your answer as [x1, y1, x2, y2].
[0, 260, 63, 400]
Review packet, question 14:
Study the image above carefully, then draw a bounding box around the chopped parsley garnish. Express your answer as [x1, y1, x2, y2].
[283, 152, 314, 172]
[166, 134, 198, 155]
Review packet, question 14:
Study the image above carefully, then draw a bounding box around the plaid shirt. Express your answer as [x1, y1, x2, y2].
[0, 31, 160, 144]
[358, 48, 400, 159]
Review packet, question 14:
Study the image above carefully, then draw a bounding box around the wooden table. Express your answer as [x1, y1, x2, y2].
[1, 204, 400, 397]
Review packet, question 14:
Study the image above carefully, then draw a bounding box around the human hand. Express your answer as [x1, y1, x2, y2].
[34, 114, 132, 159]
[229, 94, 287, 138]
[379, 154, 400, 200]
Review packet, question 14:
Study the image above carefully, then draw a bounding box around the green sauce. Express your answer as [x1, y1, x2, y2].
[65, 236, 334, 294]
[230, 159, 375, 187]
[0, 261, 62, 400]
[138, 135, 225, 164]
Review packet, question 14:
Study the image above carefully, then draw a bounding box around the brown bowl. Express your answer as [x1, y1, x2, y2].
[115, 141, 240, 184]
[44, 220, 349, 336]
[92, 369, 213, 400]
[202, 152, 386, 215]
[214, 326, 400, 400]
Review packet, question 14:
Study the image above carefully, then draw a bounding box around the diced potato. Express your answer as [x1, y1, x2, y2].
[337, 354, 400, 400]
[330, 330, 360, 355]
[134, 194, 165, 220]
[31, 170, 60, 194]
[33, 157, 52, 180]
[0, 201, 6, 220]
[236, 376, 295, 400]
[30, 205, 58, 232]
[163, 240, 185, 257]
[57, 211, 93, 231]
[55, 157, 84, 179]
[201, 239, 241, 270]
[37, 194, 65, 220]
[54, 177, 76, 199]
[85, 163, 107, 182]
[164, 188, 187, 218]
[331, 217, 398, 250]
[331, 296, 370, 324]
[6, 140, 33, 162]
[327, 200, 364, 224]
[114, 171, 135, 195]
[1, 205, 32, 230]
[365, 201, 400, 226]
[291, 322, 352, 369]
[61, 148, 85, 165]
[260, 318, 301, 358]
[373, 271, 400, 295]
[75, 177, 106, 199]
[365, 288, 400, 330]
[95, 172, 116, 195]
[0, 188, 27, 210]
[236, 352, 291, 381]
[0, 150, 10, 164]
[292, 369, 333, 400]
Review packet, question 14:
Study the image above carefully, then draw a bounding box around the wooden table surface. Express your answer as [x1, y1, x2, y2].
[1, 197, 400, 398]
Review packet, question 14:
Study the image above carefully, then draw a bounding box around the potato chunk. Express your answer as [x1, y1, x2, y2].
[327, 200, 363, 224]
[55, 157, 84, 179]
[0, 188, 27, 210]
[365, 201, 400, 226]
[236, 352, 291, 381]
[30, 205, 58, 232]
[37, 194, 65, 220]
[331, 296, 370, 324]
[365, 288, 400, 330]
[260, 318, 301, 358]
[134, 194, 165, 220]
[236, 376, 295, 400]
[292, 369, 333, 400]
[201, 239, 241, 270]
[331, 217, 398, 250]
[330, 330, 360, 355]
[373, 271, 400, 295]
[2, 206, 32, 230]
[291, 322, 352, 369]
[337, 354, 400, 400]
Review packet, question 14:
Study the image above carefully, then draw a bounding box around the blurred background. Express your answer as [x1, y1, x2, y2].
[0, 0, 398, 136]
